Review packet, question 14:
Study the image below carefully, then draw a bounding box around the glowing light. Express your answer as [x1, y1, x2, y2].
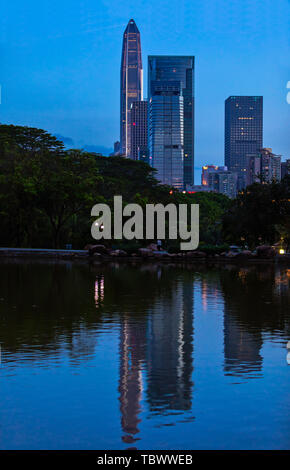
[95, 277, 105, 306]
[279, 249, 285, 255]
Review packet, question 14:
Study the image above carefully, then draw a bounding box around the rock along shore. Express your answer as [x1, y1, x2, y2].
[0, 246, 289, 265]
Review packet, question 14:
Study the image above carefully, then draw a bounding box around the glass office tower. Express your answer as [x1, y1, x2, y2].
[148, 56, 195, 187]
[120, 19, 143, 157]
[149, 81, 184, 189]
[225, 96, 263, 189]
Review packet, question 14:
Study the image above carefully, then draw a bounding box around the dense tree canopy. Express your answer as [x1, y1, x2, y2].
[0, 124, 288, 250]
[222, 177, 290, 248]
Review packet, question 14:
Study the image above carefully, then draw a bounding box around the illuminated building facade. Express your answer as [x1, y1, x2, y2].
[148, 80, 184, 189]
[130, 100, 148, 161]
[148, 56, 195, 188]
[120, 19, 143, 157]
[202, 164, 237, 198]
[208, 170, 237, 198]
[245, 148, 281, 185]
[201, 165, 226, 186]
[225, 96, 263, 189]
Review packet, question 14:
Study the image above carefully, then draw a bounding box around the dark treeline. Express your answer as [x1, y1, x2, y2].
[223, 177, 290, 248]
[0, 124, 289, 250]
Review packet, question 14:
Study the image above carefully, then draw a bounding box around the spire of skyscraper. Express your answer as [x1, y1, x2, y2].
[120, 19, 143, 157]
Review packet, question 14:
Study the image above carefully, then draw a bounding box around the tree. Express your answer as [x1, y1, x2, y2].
[222, 179, 290, 247]
[0, 125, 102, 248]
[0, 124, 236, 249]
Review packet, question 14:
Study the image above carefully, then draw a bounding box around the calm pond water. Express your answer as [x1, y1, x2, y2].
[0, 260, 289, 450]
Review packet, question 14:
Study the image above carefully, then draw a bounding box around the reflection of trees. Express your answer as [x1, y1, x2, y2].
[0, 261, 195, 365]
[0, 260, 99, 361]
[220, 265, 290, 377]
[1, 260, 290, 446]
[220, 265, 290, 336]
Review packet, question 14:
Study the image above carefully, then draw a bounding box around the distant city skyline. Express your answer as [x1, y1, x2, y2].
[1, 0, 289, 181]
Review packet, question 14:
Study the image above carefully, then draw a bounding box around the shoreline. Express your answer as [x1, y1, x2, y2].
[0, 247, 289, 265]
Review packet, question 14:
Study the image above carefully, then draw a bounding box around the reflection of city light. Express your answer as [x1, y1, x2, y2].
[202, 282, 208, 311]
[95, 277, 104, 306]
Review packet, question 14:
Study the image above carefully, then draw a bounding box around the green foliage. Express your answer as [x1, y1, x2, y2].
[0, 125, 102, 248]
[185, 192, 231, 244]
[222, 177, 290, 248]
[0, 124, 232, 249]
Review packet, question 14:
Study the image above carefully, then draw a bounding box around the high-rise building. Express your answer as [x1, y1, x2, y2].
[148, 56, 195, 188]
[246, 148, 281, 185]
[207, 170, 237, 198]
[148, 80, 184, 189]
[130, 100, 147, 161]
[214, 171, 237, 199]
[281, 159, 290, 179]
[245, 154, 261, 186]
[263, 149, 281, 182]
[201, 164, 237, 198]
[225, 96, 263, 189]
[109, 141, 121, 156]
[201, 164, 227, 186]
[120, 19, 143, 157]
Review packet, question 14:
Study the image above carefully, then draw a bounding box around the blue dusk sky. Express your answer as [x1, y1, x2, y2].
[0, 0, 289, 182]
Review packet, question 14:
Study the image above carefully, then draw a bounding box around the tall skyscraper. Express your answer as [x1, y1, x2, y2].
[225, 96, 263, 189]
[120, 19, 143, 157]
[148, 56, 195, 188]
[149, 80, 184, 189]
[130, 100, 147, 161]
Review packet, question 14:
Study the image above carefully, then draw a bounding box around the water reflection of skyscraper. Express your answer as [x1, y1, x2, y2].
[146, 281, 194, 413]
[94, 275, 105, 307]
[100, 265, 195, 444]
[119, 317, 147, 444]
